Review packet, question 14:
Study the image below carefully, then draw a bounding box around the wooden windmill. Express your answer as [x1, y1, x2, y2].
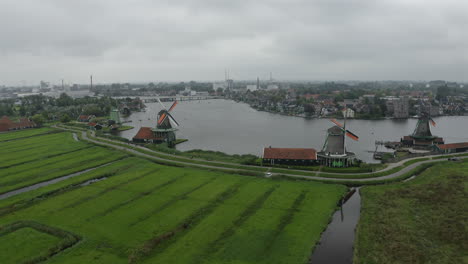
[153, 99, 179, 146]
[318, 114, 359, 167]
[401, 111, 443, 147]
[412, 112, 436, 138]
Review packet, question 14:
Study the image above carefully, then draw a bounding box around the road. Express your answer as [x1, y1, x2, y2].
[64, 128, 467, 183]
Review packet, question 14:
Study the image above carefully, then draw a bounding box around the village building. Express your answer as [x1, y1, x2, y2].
[342, 108, 355, 118]
[435, 142, 468, 154]
[77, 115, 95, 122]
[0, 116, 36, 132]
[262, 147, 317, 165]
[393, 97, 409, 118]
[87, 122, 102, 130]
[132, 127, 164, 143]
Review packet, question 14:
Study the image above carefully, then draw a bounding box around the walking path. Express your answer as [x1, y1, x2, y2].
[57, 127, 467, 183]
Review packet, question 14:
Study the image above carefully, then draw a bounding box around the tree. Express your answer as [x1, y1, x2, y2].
[60, 114, 71, 123]
[31, 114, 45, 127]
[57, 93, 73, 107]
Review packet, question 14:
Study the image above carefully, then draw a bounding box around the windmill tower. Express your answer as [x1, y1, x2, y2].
[412, 112, 435, 138]
[317, 118, 359, 167]
[108, 108, 121, 130]
[152, 99, 180, 146]
[401, 112, 443, 147]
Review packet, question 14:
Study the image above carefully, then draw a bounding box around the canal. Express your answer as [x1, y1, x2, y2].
[117, 99, 468, 163]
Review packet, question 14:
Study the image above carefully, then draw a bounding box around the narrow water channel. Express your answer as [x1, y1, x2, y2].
[309, 188, 361, 264]
[0, 163, 113, 200]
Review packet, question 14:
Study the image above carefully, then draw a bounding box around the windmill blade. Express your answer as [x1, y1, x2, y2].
[157, 98, 166, 109]
[167, 112, 179, 126]
[168, 100, 178, 112]
[345, 130, 359, 141]
[430, 118, 436, 127]
[157, 112, 167, 125]
[330, 119, 344, 129]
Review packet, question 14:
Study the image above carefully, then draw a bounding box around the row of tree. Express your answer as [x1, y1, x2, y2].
[0, 93, 120, 125]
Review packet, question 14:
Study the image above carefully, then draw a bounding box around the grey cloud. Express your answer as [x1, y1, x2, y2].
[0, 0, 467, 85]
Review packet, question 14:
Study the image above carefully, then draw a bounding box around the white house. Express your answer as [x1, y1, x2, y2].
[342, 108, 355, 118]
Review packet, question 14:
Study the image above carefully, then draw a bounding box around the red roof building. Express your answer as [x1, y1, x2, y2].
[436, 142, 468, 153]
[77, 115, 95, 122]
[132, 127, 164, 143]
[263, 147, 317, 165]
[0, 116, 36, 132]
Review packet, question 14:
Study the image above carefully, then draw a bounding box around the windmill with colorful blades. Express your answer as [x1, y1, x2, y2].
[317, 114, 359, 167]
[152, 98, 180, 146]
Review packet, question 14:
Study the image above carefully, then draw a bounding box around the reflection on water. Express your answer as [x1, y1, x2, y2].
[309, 189, 361, 264]
[117, 99, 468, 163]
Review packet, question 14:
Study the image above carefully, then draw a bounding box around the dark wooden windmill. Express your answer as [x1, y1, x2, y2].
[401, 112, 443, 147]
[317, 118, 359, 167]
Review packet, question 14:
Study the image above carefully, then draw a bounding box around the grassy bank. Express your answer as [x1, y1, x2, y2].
[354, 160, 468, 264]
[145, 143, 259, 165]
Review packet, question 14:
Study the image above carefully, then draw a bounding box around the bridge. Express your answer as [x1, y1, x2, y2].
[112, 95, 222, 103]
[145, 96, 221, 103]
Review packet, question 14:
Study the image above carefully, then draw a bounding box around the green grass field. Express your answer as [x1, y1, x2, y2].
[0, 127, 55, 142]
[0, 132, 126, 194]
[354, 160, 468, 264]
[0, 130, 346, 264]
[1, 227, 61, 263]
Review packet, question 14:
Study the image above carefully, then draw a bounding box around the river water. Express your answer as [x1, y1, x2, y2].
[118, 99, 468, 163]
[309, 189, 361, 264]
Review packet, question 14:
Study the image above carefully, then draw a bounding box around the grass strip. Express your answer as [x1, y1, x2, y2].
[92, 175, 183, 219]
[59, 169, 157, 210]
[128, 177, 218, 227]
[0, 161, 135, 216]
[127, 180, 246, 263]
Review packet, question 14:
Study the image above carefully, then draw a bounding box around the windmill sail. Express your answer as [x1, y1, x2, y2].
[156, 100, 179, 127]
[157, 113, 167, 125]
[329, 119, 359, 141]
[169, 101, 178, 112]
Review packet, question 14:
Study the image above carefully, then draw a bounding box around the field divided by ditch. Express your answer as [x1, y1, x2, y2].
[0, 129, 347, 264]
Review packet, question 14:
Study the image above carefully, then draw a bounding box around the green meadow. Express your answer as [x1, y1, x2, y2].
[0, 127, 55, 142]
[0, 130, 346, 263]
[0, 132, 126, 194]
[354, 160, 468, 264]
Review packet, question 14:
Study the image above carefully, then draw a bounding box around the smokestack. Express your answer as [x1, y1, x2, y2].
[257, 77, 260, 90]
[90, 75, 93, 90]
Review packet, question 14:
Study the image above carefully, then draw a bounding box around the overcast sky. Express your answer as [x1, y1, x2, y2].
[1, 0, 467, 85]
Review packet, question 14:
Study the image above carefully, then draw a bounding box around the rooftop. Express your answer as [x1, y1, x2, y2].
[0, 116, 36, 131]
[133, 127, 163, 140]
[437, 142, 468, 150]
[263, 147, 317, 160]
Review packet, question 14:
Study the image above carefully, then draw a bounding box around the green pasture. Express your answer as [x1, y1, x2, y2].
[0, 132, 126, 194]
[1, 132, 91, 168]
[354, 160, 468, 264]
[1, 227, 61, 263]
[0, 155, 346, 264]
[0, 127, 54, 142]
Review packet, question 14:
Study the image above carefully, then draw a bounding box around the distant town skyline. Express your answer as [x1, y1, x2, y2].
[1, 0, 467, 85]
